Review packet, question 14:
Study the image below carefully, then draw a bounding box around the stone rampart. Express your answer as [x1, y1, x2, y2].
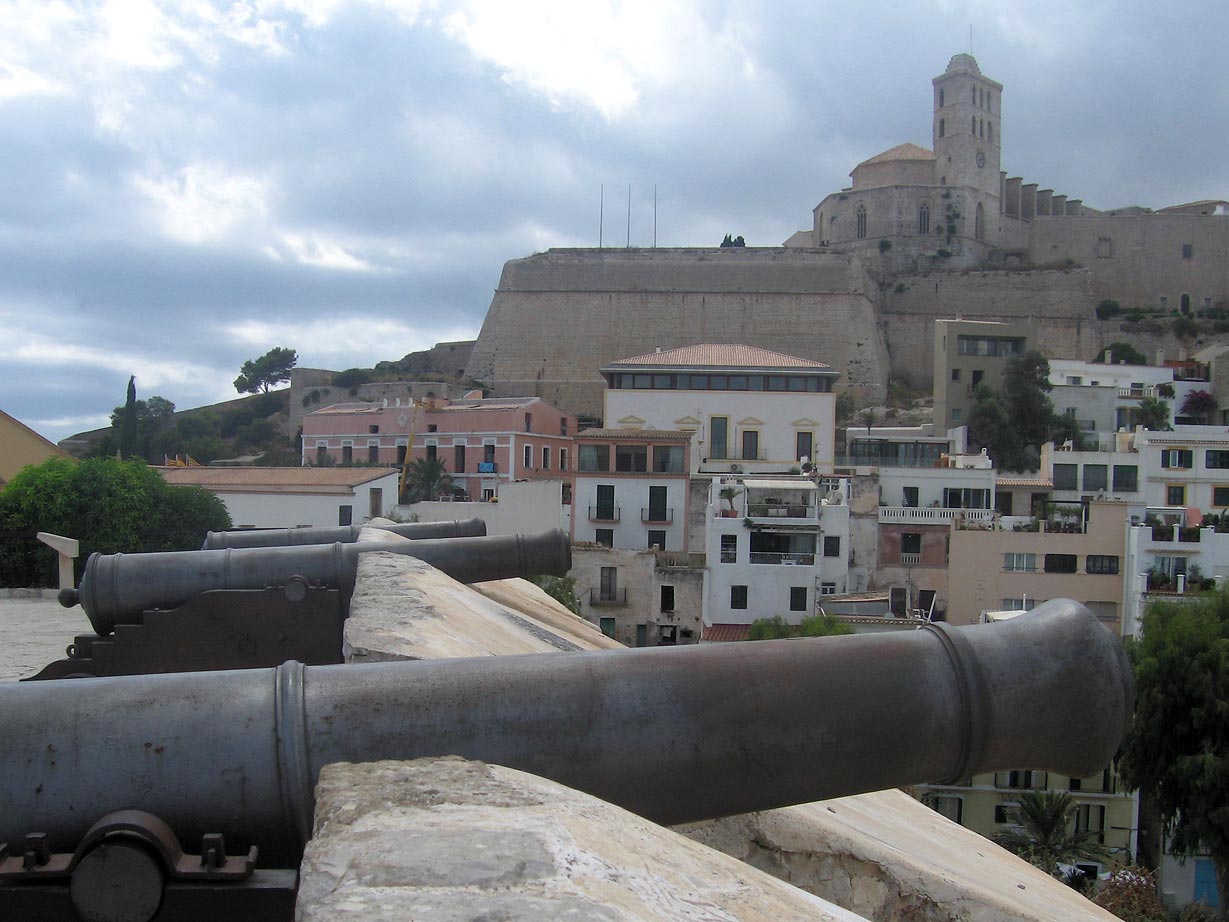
[466, 248, 890, 419]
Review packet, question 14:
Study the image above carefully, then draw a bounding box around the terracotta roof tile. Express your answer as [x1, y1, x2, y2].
[159, 466, 397, 493]
[701, 623, 752, 642]
[856, 142, 934, 167]
[605, 344, 833, 371]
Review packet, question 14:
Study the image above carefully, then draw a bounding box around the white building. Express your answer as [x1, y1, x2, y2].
[159, 467, 403, 529]
[704, 477, 850, 627]
[601, 344, 839, 474]
[1048, 356, 1211, 437]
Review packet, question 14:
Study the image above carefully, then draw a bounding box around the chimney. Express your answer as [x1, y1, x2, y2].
[1155, 348, 1164, 366]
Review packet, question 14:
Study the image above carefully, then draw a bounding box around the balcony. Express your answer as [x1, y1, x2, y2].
[748, 552, 816, 566]
[477, 461, 498, 473]
[589, 588, 627, 606]
[641, 507, 674, 524]
[900, 552, 921, 566]
[879, 506, 996, 526]
[746, 502, 817, 520]
[588, 505, 620, 523]
[1117, 386, 1157, 400]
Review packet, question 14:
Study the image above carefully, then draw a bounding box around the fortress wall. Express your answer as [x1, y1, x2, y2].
[469, 288, 889, 421]
[497, 247, 860, 293]
[467, 249, 890, 421]
[1028, 214, 1229, 307]
[880, 269, 1099, 384]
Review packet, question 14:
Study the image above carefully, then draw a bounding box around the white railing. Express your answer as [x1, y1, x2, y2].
[900, 552, 921, 565]
[878, 507, 996, 525]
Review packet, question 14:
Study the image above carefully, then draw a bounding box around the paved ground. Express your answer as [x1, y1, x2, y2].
[0, 597, 91, 681]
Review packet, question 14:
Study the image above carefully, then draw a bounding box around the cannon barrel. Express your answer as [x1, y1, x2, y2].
[200, 517, 487, 549]
[0, 600, 1131, 867]
[59, 529, 571, 636]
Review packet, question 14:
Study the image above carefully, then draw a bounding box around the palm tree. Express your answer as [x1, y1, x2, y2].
[1135, 396, 1171, 431]
[993, 790, 1109, 876]
[402, 457, 452, 503]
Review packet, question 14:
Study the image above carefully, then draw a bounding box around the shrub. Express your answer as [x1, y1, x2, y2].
[1173, 316, 1199, 338]
[878, 239, 892, 253]
[1095, 299, 1121, 320]
[1091, 866, 1166, 921]
[748, 616, 793, 641]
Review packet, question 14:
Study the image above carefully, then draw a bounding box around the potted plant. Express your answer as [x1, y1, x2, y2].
[719, 485, 743, 517]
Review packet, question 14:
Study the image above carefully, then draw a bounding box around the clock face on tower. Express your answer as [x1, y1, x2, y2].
[976, 150, 986, 168]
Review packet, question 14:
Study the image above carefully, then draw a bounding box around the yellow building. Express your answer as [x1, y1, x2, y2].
[918, 499, 1137, 872]
[0, 409, 72, 489]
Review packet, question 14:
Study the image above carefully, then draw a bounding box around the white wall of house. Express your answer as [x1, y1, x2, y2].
[218, 473, 402, 529]
[703, 477, 850, 625]
[571, 476, 689, 551]
[604, 389, 836, 473]
[1137, 427, 1229, 510]
[877, 466, 996, 511]
[399, 479, 570, 536]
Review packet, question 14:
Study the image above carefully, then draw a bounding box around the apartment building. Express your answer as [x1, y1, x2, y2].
[933, 318, 1036, 431]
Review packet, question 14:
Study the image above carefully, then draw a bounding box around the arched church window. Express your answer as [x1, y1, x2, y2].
[971, 116, 976, 134]
[939, 88, 945, 108]
[1181, 293, 1191, 314]
[918, 203, 931, 235]
[979, 118, 984, 138]
[975, 202, 985, 241]
[987, 122, 993, 143]
[939, 118, 945, 138]
[971, 87, 975, 104]
[856, 204, 867, 239]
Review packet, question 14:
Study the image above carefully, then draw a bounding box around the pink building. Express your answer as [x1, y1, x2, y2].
[302, 394, 575, 501]
[412, 396, 575, 501]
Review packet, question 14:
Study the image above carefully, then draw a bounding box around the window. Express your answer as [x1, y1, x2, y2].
[560, 418, 569, 435]
[522, 444, 532, 468]
[1113, 465, 1138, 492]
[647, 485, 668, 522]
[396, 444, 407, 464]
[741, 430, 759, 461]
[599, 616, 615, 638]
[730, 585, 748, 610]
[902, 486, 919, 507]
[943, 488, 990, 509]
[615, 445, 648, 472]
[931, 796, 962, 824]
[369, 487, 383, 518]
[1082, 464, 1108, 492]
[1044, 554, 1078, 574]
[1160, 296, 1168, 309]
[994, 805, 1016, 825]
[938, 117, 945, 138]
[578, 444, 609, 472]
[524, 413, 532, 432]
[951, 408, 962, 422]
[939, 88, 944, 107]
[820, 582, 836, 595]
[647, 530, 667, 549]
[316, 445, 327, 465]
[790, 587, 808, 612]
[796, 431, 813, 463]
[1214, 486, 1229, 507]
[369, 424, 379, 434]
[823, 536, 841, 557]
[995, 770, 1048, 790]
[1167, 484, 1186, 506]
[599, 567, 618, 600]
[1096, 236, 1113, 258]
[901, 532, 922, 555]
[1053, 464, 1078, 490]
[918, 203, 930, 235]
[338, 505, 352, 526]
[342, 444, 353, 463]
[951, 368, 961, 382]
[484, 443, 496, 464]
[660, 585, 675, 612]
[541, 446, 550, 470]
[1182, 243, 1194, 260]
[1086, 555, 1119, 575]
[1075, 804, 1106, 842]
[709, 417, 728, 460]
[1003, 553, 1036, 572]
[368, 444, 379, 463]
[1001, 598, 1038, 612]
[1208, 451, 1229, 470]
[454, 444, 466, 473]
[720, 534, 737, 563]
[595, 529, 614, 548]
[559, 448, 569, 472]
[971, 369, 984, 388]
[855, 204, 867, 239]
[652, 445, 685, 473]
[594, 484, 616, 521]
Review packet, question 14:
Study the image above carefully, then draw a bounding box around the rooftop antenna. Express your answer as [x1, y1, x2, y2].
[599, 184, 604, 248]
[653, 184, 657, 248]
[626, 184, 631, 248]
[969, 24, 973, 54]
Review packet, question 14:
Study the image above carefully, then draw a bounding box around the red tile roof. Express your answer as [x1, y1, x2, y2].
[701, 623, 752, 643]
[159, 466, 397, 494]
[606, 344, 832, 371]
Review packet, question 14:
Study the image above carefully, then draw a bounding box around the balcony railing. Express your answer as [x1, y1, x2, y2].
[641, 507, 674, 524]
[477, 461, 498, 473]
[588, 505, 620, 523]
[748, 552, 816, 566]
[1117, 386, 1157, 399]
[900, 552, 921, 566]
[878, 507, 996, 525]
[589, 588, 627, 606]
[746, 502, 817, 519]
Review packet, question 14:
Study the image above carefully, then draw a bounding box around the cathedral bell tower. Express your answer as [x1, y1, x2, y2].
[932, 53, 1002, 242]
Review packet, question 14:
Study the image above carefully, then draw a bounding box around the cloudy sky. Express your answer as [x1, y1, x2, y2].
[3, 0, 1227, 442]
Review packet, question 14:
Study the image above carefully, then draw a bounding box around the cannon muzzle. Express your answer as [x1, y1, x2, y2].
[200, 517, 487, 549]
[0, 599, 1131, 868]
[60, 529, 571, 636]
